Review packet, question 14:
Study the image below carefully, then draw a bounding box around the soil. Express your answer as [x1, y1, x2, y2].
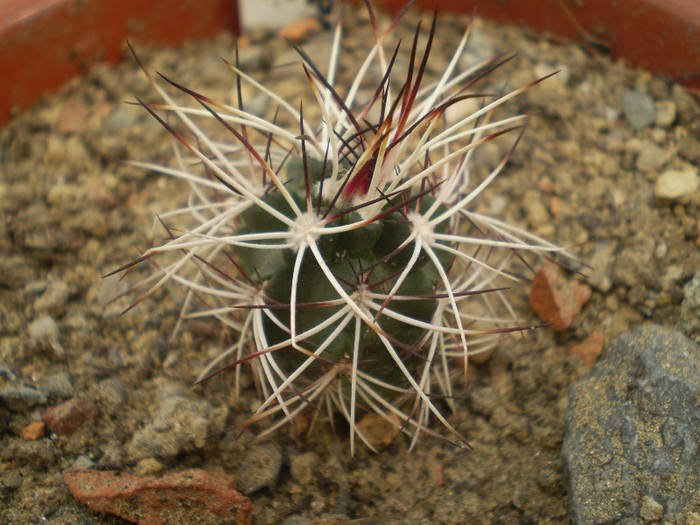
[1, 5, 699, 525]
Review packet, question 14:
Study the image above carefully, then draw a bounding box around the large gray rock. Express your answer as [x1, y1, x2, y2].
[562, 324, 700, 524]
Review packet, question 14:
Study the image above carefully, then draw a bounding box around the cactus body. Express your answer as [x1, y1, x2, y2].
[120, 6, 572, 453]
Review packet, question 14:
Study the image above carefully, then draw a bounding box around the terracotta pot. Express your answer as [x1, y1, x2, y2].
[1, 0, 698, 126]
[373, 0, 700, 88]
[0, 0, 239, 125]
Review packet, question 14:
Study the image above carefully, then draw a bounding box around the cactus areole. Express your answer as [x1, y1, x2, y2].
[115, 4, 571, 453]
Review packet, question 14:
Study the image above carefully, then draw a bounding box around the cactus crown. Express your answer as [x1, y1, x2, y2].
[116, 4, 571, 453]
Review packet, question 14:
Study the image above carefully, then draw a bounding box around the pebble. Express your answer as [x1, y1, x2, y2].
[126, 385, 227, 462]
[569, 331, 604, 369]
[33, 279, 70, 314]
[588, 242, 616, 292]
[134, 457, 166, 476]
[671, 84, 700, 125]
[27, 315, 59, 342]
[63, 468, 252, 525]
[40, 371, 74, 400]
[621, 89, 656, 129]
[236, 444, 283, 494]
[277, 18, 321, 43]
[236, 45, 269, 71]
[356, 412, 401, 449]
[0, 382, 47, 410]
[0, 303, 23, 335]
[635, 143, 668, 172]
[57, 96, 90, 134]
[468, 385, 501, 417]
[563, 325, 700, 523]
[0, 254, 39, 289]
[654, 100, 676, 127]
[281, 516, 314, 525]
[679, 271, 700, 340]
[289, 451, 320, 485]
[93, 377, 127, 416]
[1, 470, 23, 490]
[97, 441, 127, 469]
[640, 495, 664, 522]
[42, 398, 99, 435]
[1, 438, 58, 469]
[523, 191, 550, 227]
[528, 266, 592, 331]
[74, 455, 96, 470]
[21, 421, 46, 440]
[654, 168, 699, 202]
[677, 130, 700, 163]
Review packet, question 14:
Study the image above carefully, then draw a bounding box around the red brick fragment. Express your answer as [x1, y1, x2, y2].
[570, 331, 604, 369]
[529, 266, 591, 331]
[277, 18, 321, 43]
[42, 398, 99, 435]
[63, 468, 251, 525]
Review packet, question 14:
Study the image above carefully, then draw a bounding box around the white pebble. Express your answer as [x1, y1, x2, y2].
[654, 168, 699, 202]
[28, 315, 59, 341]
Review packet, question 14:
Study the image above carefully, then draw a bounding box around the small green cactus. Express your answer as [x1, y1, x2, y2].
[116, 5, 571, 453]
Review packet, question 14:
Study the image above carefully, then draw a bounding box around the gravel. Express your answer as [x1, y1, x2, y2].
[0, 4, 699, 524]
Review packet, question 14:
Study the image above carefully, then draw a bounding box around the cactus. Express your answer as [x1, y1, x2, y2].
[115, 5, 572, 453]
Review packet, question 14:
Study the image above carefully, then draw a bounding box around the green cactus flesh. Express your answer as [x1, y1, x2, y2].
[232, 157, 448, 389]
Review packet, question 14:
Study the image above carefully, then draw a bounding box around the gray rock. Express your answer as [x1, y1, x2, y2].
[679, 271, 700, 340]
[74, 454, 96, 469]
[289, 451, 320, 485]
[126, 384, 228, 462]
[588, 241, 616, 292]
[563, 324, 700, 524]
[621, 90, 656, 129]
[236, 443, 283, 494]
[40, 371, 74, 400]
[636, 143, 668, 172]
[0, 382, 47, 410]
[94, 377, 127, 416]
[1, 438, 59, 469]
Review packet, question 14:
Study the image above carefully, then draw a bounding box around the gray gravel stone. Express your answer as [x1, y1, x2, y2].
[588, 242, 616, 292]
[94, 377, 127, 415]
[0, 381, 47, 410]
[40, 371, 74, 400]
[33, 279, 70, 313]
[236, 443, 283, 494]
[1, 438, 59, 469]
[562, 324, 700, 524]
[621, 90, 656, 129]
[636, 143, 668, 172]
[679, 271, 700, 340]
[126, 384, 228, 462]
[289, 451, 320, 485]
